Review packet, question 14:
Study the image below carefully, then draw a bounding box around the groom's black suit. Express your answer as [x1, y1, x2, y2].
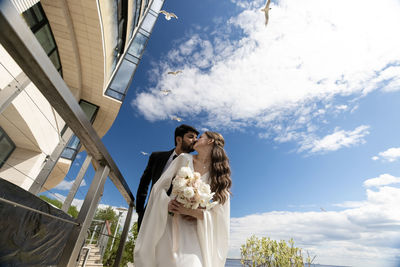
[136, 149, 174, 231]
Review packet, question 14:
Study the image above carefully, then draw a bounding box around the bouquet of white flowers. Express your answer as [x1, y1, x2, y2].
[170, 166, 218, 211]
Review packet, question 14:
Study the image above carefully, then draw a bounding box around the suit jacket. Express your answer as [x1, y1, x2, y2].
[136, 149, 174, 230]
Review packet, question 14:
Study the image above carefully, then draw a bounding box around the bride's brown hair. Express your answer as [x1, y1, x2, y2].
[205, 131, 232, 204]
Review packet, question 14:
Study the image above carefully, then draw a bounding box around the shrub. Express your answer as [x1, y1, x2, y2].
[240, 235, 315, 267]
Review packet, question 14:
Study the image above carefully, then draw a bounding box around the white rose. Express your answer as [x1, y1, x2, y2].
[177, 167, 193, 179]
[183, 187, 195, 198]
[173, 177, 187, 190]
[198, 183, 211, 195]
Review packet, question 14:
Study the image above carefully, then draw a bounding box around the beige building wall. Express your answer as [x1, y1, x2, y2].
[0, 45, 68, 190]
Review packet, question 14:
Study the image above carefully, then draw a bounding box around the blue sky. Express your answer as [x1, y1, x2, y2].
[46, 0, 400, 266]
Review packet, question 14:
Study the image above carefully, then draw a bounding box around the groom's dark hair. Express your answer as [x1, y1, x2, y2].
[174, 124, 199, 146]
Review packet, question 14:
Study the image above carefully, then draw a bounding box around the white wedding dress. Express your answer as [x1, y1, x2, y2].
[134, 154, 230, 267]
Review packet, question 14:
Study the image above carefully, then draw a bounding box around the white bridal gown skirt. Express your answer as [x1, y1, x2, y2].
[155, 214, 203, 267]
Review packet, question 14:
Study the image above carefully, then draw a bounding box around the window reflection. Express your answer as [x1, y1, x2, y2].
[135, 0, 142, 27]
[128, 32, 148, 57]
[109, 60, 136, 95]
[151, 0, 164, 13]
[125, 53, 139, 64]
[128, 0, 137, 40]
[141, 13, 156, 33]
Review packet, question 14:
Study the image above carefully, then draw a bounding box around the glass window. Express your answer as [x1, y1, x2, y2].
[61, 100, 98, 160]
[0, 127, 16, 168]
[105, 89, 124, 101]
[23, 11, 37, 28]
[60, 147, 76, 160]
[79, 100, 99, 123]
[141, 13, 157, 33]
[129, 0, 137, 40]
[35, 24, 56, 54]
[135, 0, 142, 27]
[109, 60, 136, 94]
[22, 3, 62, 77]
[125, 53, 139, 64]
[32, 5, 44, 22]
[151, 0, 163, 13]
[128, 32, 148, 58]
[61, 135, 81, 160]
[49, 50, 61, 70]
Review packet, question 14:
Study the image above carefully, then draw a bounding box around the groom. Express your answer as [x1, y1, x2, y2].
[136, 124, 199, 231]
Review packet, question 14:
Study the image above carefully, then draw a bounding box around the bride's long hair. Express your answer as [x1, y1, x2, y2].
[205, 131, 232, 204]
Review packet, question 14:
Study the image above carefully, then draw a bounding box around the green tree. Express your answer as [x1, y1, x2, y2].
[240, 235, 316, 267]
[39, 195, 78, 218]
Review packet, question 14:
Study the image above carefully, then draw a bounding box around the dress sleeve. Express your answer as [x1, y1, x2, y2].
[197, 194, 230, 267]
[134, 154, 190, 267]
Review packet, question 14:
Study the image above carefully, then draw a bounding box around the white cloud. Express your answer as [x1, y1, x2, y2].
[364, 174, 400, 188]
[297, 125, 370, 153]
[54, 179, 87, 191]
[229, 178, 400, 267]
[133, 0, 400, 152]
[373, 147, 400, 162]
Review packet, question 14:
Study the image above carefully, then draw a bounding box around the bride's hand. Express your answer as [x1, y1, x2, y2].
[168, 200, 204, 220]
[168, 199, 182, 214]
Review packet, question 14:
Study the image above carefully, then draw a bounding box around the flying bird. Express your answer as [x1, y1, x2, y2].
[168, 70, 183, 75]
[260, 0, 271, 26]
[160, 89, 172, 95]
[140, 151, 149, 156]
[320, 207, 327, 212]
[171, 116, 183, 122]
[160, 10, 178, 21]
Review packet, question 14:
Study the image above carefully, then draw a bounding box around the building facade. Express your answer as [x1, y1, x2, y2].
[0, 0, 163, 191]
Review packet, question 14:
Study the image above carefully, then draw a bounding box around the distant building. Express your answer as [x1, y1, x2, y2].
[0, 0, 163, 191]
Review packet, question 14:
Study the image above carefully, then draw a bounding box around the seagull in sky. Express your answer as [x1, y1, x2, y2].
[140, 151, 149, 156]
[168, 70, 183, 75]
[171, 116, 183, 122]
[160, 10, 178, 21]
[261, 0, 272, 26]
[161, 89, 172, 95]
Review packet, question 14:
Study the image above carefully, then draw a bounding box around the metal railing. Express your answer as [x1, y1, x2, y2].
[0, 1, 138, 266]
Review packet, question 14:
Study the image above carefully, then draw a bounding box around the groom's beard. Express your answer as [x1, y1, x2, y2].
[181, 141, 195, 153]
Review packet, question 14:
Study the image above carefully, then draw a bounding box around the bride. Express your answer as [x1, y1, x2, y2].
[134, 131, 232, 267]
